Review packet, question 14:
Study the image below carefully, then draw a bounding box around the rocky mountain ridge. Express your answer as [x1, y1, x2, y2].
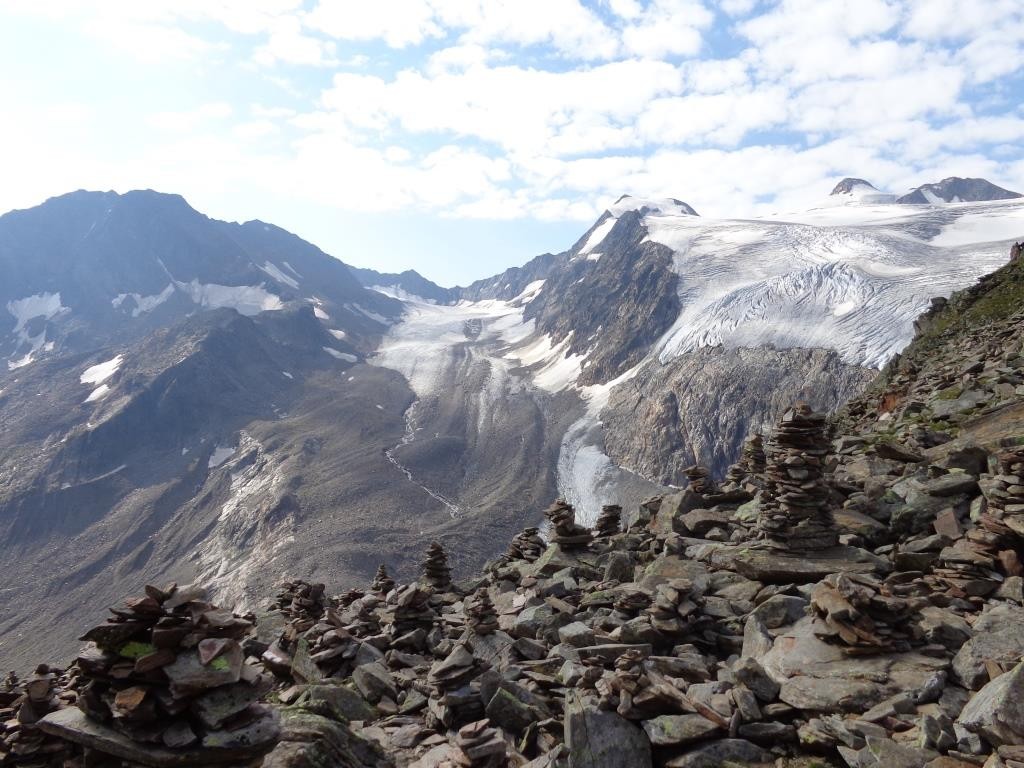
[4, 243, 1024, 768]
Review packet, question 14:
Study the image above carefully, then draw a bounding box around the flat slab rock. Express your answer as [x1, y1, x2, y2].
[38, 708, 276, 766]
[708, 544, 887, 583]
[760, 617, 948, 713]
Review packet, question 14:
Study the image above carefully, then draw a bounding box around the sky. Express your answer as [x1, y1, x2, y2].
[0, 1, 1022, 286]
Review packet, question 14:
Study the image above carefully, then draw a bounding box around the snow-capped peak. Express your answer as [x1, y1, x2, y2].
[609, 194, 699, 218]
[827, 178, 896, 205]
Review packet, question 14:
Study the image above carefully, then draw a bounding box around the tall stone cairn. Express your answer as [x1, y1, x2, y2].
[370, 563, 395, 595]
[545, 499, 593, 551]
[466, 588, 499, 635]
[757, 404, 838, 550]
[422, 541, 452, 592]
[594, 504, 622, 538]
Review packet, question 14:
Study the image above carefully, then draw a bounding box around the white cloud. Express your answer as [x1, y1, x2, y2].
[621, 0, 714, 58]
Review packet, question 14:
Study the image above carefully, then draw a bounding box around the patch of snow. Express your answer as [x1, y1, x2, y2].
[371, 285, 436, 304]
[80, 354, 123, 385]
[323, 347, 358, 362]
[5, 292, 67, 369]
[375, 404, 384, 410]
[177, 280, 283, 315]
[609, 196, 698, 217]
[259, 261, 300, 290]
[313, 306, 330, 320]
[349, 303, 389, 324]
[111, 283, 174, 317]
[182, 447, 189, 455]
[586, 252, 602, 262]
[281, 371, 293, 379]
[328, 329, 347, 340]
[578, 217, 617, 255]
[511, 280, 545, 305]
[84, 384, 110, 403]
[281, 261, 302, 280]
[207, 444, 235, 469]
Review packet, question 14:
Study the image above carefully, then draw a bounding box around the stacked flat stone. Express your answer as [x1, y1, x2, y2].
[466, 588, 499, 636]
[449, 719, 506, 767]
[497, 526, 546, 566]
[810, 572, 919, 655]
[422, 542, 453, 592]
[929, 530, 1005, 600]
[272, 580, 329, 632]
[545, 499, 593, 551]
[982, 447, 1024, 550]
[371, 564, 396, 595]
[337, 588, 366, 608]
[684, 465, 718, 496]
[757, 404, 839, 550]
[388, 583, 438, 638]
[648, 579, 701, 636]
[39, 583, 278, 766]
[727, 433, 767, 486]
[613, 588, 652, 618]
[427, 643, 485, 729]
[594, 504, 622, 538]
[0, 665, 74, 766]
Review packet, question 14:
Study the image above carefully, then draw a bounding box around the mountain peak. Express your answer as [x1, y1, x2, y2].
[609, 194, 699, 217]
[896, 177, 1023, 205]
[830, 178, 877, 196]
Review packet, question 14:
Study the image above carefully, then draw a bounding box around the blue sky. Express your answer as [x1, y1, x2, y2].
[0, 0, 1022, 286]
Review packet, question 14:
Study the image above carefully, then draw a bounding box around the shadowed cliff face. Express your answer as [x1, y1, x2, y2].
[601, 346, 875, 484]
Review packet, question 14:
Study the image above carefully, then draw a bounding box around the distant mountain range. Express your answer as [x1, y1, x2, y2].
[1, 178, 1022, 669]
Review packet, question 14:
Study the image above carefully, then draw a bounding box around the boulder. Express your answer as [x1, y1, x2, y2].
[956, 662, 1024, 747]
[564, 692, 651, 768]
[641, 714, 720, 747]
[662, 738, 771, 767]
[952, 606, 1024, 689]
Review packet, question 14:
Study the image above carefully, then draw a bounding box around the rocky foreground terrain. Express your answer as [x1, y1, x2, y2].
[3, 244, 1024, 768]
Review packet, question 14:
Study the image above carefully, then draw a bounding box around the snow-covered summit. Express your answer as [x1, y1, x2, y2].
[609, 194, 699, 217]
[826, 178, 897, 205]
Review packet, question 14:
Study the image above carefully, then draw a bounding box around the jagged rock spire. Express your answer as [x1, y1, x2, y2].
[594, 504, 622, 538]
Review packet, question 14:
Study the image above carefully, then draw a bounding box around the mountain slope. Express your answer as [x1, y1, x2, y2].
[0, 190, 401, 371]
[348, 266, 456, 304]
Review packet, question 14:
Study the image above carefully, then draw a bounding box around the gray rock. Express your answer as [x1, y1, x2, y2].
[733, 657, 780, 702]
[641, 714, 720, 746]
[300, 684, 375, 722]
[662, 738, 770, 767]
[738, 721, 795, 743]
[163, 646, 242, 696]
[952, 605, 1024, 689]
[915, 607, 972, 651]
[564, 692, 651, 768]
[603, 552, 634, 583]
[351, 662, 397, 705]
[742, 615, 774, 660]
[486, 687, 536, 733]
[558, 621, 596, 648]
[750, 595, 808, 629]
[956, 662, 1024, 747]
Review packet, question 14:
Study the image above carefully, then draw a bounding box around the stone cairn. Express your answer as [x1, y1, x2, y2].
[388, 583, 438, 642]
[272, 580, 329, 632]
[932, 447, 1024, 599]
[545, 499, 593, 551]
[427, 643, 486, 730]
[727, 433, 767, 486]
[757, 404, 839, 550]
[810, 572, 920, 655]
[465, 588, 499, 636]
[0, 665, 74, 766]
[449, 719, 506, 767]
[684, 465, 718, 496]
[594, 504, 622, 538]
[371, 563, 395, 595]
[422, 542, 453, 592]
[648, 579, 701, 636]
[40, 583, 278, 766]
[500, 527, 546, 564]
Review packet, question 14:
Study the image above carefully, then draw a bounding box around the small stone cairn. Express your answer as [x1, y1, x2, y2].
[545, 499, 593, 551]
[757, 404, 839, 550]
[465, 588, 499, 636]
[37, 583, 279, 766]
[370, 564, 395, 595]
[501, 527, 546, 564]
[810, 572, 919, 655]
[422, 542, 453, 592]
[0, 665, 74, 766]
[684, 465, 718, 496]
[594, 504, 622, 538]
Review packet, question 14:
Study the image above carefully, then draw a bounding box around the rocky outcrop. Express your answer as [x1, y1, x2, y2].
[897, 177, 1022, 204]
[602, 346, 874, 482]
